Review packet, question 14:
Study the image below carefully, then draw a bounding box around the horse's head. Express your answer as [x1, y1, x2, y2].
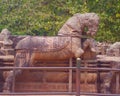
[81, 13, 99, 36]
[58, 13, 99, 37]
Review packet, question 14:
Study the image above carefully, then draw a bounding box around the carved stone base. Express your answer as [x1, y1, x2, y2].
[14, 83, 97, 92]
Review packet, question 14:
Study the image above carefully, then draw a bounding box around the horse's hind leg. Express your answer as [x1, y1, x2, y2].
[3, 50, 30, 92]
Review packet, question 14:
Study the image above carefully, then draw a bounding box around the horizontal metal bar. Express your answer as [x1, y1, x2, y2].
[80, 92, 120, 96]
[0, 67, 75, 70]
[81, 67, 120, 71]
[0, 66, 120, 71]
[0, 92, 120, 96]
[0, 92, 75, 95]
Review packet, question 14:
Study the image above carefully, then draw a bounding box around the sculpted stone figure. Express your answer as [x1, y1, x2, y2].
[106, 42, 120, 56]
[101, 61, 120, 94]
[0, 29, 13, 45]
[3, 13, 99, 92]
[0, 29, 13, 55]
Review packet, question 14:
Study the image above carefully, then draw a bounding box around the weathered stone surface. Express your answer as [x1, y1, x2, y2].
[97, 55, 120, 93]
[58, 13, 99, 36]
[3, 13, 100, 92]
[9, 35, 27, 48]
[97, 55, 120, 62]
[0, 29, 11, 41]
[0, 28, 13, 46]
[96, 42, 111, 55]
[106, 42, 120, 56]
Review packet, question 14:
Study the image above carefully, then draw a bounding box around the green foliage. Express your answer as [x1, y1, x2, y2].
[0, 0, 119, 42]
[86, 0, 120, 42]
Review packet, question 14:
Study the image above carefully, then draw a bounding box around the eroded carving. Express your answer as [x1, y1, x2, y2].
[106, 42, 120, 56]
[3, 13, 99, 92]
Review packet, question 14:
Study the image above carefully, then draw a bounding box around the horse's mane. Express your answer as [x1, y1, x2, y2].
[74, 13, 99, 21]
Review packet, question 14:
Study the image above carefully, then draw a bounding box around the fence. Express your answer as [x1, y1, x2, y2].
[0, 58, 120, 96]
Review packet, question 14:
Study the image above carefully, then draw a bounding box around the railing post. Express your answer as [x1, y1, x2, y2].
[97, 61, 101, 93]
[116, 72, 119, 93]
[76, 58, 81, 96]
[69, 58, 73, 92]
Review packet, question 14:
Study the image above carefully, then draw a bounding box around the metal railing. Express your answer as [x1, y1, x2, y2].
[0, 58, 120, 96]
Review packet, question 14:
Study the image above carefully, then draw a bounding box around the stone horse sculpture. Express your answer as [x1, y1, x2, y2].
[3, 13, 99, 92]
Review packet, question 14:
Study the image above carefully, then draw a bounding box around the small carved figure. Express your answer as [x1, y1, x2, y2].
[3, 13, 99, 92]
[0, 29, 13, 55]
[96, 42, 111, 55]
[101, 61, 120, 94]
[106, 42, 120, 56]
[0, 29, 13, 49]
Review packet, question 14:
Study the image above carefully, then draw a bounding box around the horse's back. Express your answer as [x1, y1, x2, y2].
[15, 36, 74, 61]
[15, 36, 71, 51]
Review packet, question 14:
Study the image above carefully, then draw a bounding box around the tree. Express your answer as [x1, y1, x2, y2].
[0, 0, 119, 42]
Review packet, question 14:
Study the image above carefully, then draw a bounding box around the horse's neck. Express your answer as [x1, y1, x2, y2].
[58, 15, 84, 36]
[71, 37, 81, 47]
